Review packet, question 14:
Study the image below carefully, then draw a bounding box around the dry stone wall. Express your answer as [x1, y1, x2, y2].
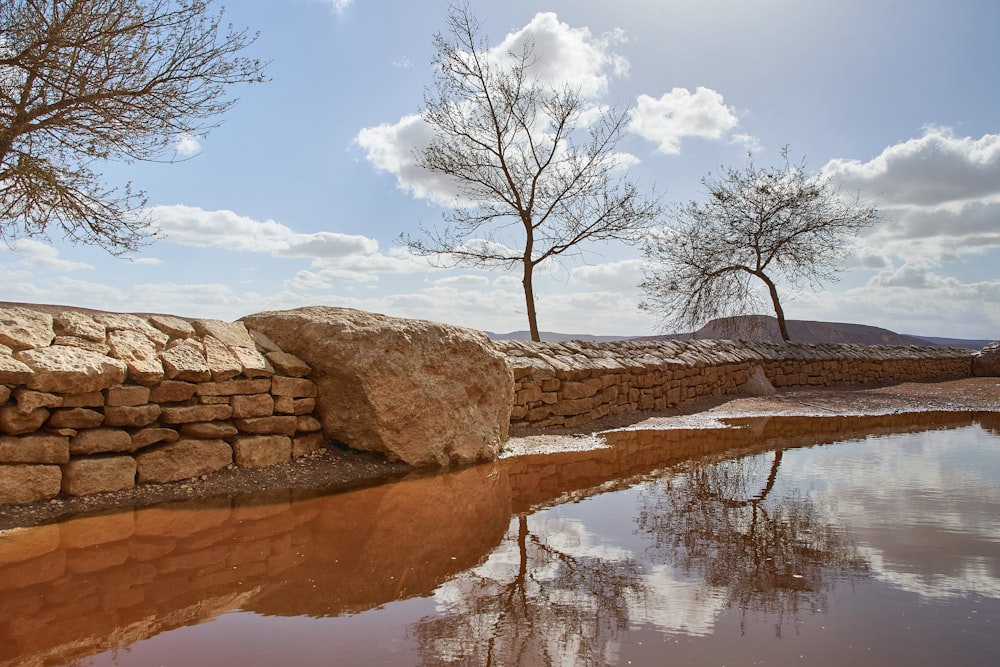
[0, 307, 322, 505]
[495, 338, 974, 428]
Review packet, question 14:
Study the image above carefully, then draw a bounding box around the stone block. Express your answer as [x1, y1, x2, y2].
[196, 378, 271, 396]
[108, 329, 165, 385]
[0, 464, 62, 504]
[295, 415, 321, 433]
[135, 439, 232, 484]
[292, 433, 324, 458]
[233, 416, 298, 436]
[130, 427, 179, 451]
[192, 319, 256, 348]
[70, 428, 133, 455]
[48, 408, 104, 429]
[231, 393, 274, 419]
[13, 388, 62, 414]
[54, 311, 106, 341]
[0, 405, 49, 434]
[0, 434, 69, 463]
[269, 376, 317, 398]
[59, 391, 106, 408]
[203, 336, 242, 381]
[103, 404, 162, 428]
[106, 385, 151, 407]
[230, 345, 274, 378]
[15, 346, 127, 393]
[148, 314, 195, 339]
[273, 396, 316, 415]
[161, 342, 211, 382]
[159, 404, 233, 424]
[180, 421, 239, 439]
[232, 435, 291, 467]
[53, 336, 111, 354]
[149, 380, 197, 403]
[0, 307, 54, 351]
[266, 351, 311, 377]
[61, 456, 136, 496]
[92, 313, 168, 347]
[0, 385, 8, 404]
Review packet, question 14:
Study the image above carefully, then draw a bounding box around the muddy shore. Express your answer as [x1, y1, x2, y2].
[2, 377, 997, 531]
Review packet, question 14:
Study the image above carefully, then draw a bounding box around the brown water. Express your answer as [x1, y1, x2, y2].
[1, 411, 998, 666]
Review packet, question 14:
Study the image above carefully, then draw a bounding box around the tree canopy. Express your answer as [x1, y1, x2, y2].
[0, 0, 266, 253]
[405, 4, 661, 341]
[640, 150, 879, 341]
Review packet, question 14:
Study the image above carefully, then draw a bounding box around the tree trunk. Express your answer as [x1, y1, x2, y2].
[523, 261, 540, 342]
[758, 272, 790, 342]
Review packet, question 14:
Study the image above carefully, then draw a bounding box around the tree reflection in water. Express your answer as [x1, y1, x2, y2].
[637, 449, 871, 637]
[409, 447, 872, 664]
[411, 513, 646, 666]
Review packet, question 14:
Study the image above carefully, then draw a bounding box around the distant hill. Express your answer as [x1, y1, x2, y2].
[488, 315, 991, 350]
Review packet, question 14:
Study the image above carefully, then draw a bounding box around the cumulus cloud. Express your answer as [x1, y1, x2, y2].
[354, 12, 631, 206]
[174, 133, 201, 157]
[628, 87, 739, 154]
[823, 127, 1000, 207]
[149, 205, 378, 257]
[490, 12, 629, 99]
[8, 240, 93, 272]
[318, 0, 352, 15]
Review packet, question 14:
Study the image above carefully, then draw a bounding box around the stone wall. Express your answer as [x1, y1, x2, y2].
[495, 338, 974, 428]
[1, 307, 323, 505]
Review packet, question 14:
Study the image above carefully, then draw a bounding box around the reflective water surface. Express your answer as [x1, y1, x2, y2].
[1, 411, 999, 666]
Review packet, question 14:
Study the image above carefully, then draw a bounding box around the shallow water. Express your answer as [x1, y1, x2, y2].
[1, 411, 999, 666]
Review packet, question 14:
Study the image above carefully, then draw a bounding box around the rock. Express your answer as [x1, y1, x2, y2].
[232, 435, 291, 467]
[148, 314, 195, 339]
[61, 456, 137, 496]
[103, 404, 162, 428]
[233, 415, 298, 436]
[52, 336, 111, 354]
[106, 385, 152, 407]
[48, 407, 104, 429]
[743, 365, 777, 396]
[14, 346, 127, 393]
[135, 439, 232, 484]
[0, 405, 50, 435]
[180, 422, 239, 439]
[292, 433, 324, 458]
[0, 464, 62, 504]
[202, 335, 243, 381]
[70, 428, 133, 455]
[0, 345, 34, 385]
[266, 351, 312, 377]
[54, 311, 106, 342]
[92, 312, 168, 348]
[159, 404, 233, 424]
[270, 376, 316, 397]
[0, 434, 69, 464]
[0, 307, 54, 351]
[160, 340, 211, 381]
[973, 342, 1000, 377]
[108, 329, 164, 384]
[13, 388, 62, 414]
[231, 393, 275, 418]
[241, 307, 514, 466]
[131, 427, 180, 451]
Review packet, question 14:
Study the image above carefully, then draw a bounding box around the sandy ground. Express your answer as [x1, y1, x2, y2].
[2, 377, 998, 530]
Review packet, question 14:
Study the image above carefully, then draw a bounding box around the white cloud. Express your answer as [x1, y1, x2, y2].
[823, 127, 1000, 207]
[149, 204, 378, 258]
[319, 0, 352, 15]
[572, 259, 643, 291]
[174, 133, 201, 157]
[490, 13, 629, 99]
[354, 12, 632, 206]
[8, 240, 93, 272]
[628, 87, 739, 154]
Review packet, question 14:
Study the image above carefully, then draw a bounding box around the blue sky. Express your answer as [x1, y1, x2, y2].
[3, 0, 998, 339]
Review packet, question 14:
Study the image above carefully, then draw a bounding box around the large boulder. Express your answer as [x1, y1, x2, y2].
[241, 307, 514, 467]
[973, 341, 1000, 377]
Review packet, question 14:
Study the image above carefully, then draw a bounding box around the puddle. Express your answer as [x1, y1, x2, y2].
[1, 411, 998, 666]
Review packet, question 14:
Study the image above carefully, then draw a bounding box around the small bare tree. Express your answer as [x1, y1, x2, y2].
[405, 4, 661, 342]
[0, 0, 266, 253]
[640, 149, 879, 342]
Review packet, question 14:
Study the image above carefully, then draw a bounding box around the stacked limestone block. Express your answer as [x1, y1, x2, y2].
[0, 307, 323, 505]
[494, 338, 973, 428]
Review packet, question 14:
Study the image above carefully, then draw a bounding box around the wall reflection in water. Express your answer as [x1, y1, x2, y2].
[1, 411, 997, 666]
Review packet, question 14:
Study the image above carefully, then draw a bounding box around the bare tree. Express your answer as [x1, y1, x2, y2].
[640, 149, 879, 342]
[405, 4, 661, 342]
[0, 0, 266, 253]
